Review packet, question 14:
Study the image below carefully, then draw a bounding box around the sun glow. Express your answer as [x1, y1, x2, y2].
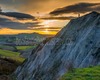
[0, 15, 69, 36]
[44, 29, 49, 33]
[40, 20, 57, 27]
[0, 28, 57, 36]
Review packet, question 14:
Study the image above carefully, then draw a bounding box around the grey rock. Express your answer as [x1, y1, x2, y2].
[14, 11, 100, 80]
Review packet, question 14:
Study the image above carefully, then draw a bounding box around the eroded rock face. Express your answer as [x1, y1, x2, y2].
[14, 12, 100, 80]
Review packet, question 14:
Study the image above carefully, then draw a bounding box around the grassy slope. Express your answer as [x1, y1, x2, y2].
[61, 66, 100, 80]
[0, 49, 24, 62]
[16, 46, 34, 50]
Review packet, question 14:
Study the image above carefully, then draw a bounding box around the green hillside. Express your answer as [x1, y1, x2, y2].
[0, 49, 24, 62]
[61, 66, 100, 80]
[16, 46, 34, 50]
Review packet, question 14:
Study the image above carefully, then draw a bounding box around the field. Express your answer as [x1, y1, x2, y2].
[0, 49, 25, 62]
[16, 46, 35, 51]
[61, 66, 100, 80]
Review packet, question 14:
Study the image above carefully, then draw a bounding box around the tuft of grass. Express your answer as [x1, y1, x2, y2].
[0, 49, 25, 62]
[61, 66, 100, 80]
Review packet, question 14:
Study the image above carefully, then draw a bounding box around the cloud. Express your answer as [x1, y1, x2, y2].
[28, 26, 61, 29]
[0, 12, 35, 19]
[41, 16, 76, 20]
[0, 0, 100, 14]
[28, 26, 61, 32]
[0, 16, 41, 29]
[50, 3, 100, 15]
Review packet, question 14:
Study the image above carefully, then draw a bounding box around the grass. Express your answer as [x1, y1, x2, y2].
[0, 49, 25, 62]
[61, 66, 100, 80]
[16, 46, 34, 50]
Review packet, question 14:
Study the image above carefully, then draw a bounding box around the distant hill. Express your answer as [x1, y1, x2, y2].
[0, 33, 46, 46]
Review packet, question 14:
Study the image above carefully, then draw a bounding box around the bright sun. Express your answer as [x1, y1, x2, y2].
[40, 20, 57, 27]
[44, 29, 49, 33]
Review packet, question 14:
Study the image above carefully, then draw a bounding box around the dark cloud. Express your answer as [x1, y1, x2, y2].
[50, 3, 100, 15]
[29, 27, 61, 30]
[0, 17, 41, 29]
[41, 16, 76, 20]
[28, 27, 61, 32]
[0, 17, 10, 22]
[0, 12, 35, 19]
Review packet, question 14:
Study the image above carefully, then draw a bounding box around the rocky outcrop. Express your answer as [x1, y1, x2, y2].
[14, 12, 100, 80]
[20, 37, 52, 58]
[20, 48, 33, 58]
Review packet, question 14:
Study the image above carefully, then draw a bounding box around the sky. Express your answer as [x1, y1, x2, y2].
[0, 0, 100, 36]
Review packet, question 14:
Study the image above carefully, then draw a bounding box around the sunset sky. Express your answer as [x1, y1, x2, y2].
[0, 0, 100, 35]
